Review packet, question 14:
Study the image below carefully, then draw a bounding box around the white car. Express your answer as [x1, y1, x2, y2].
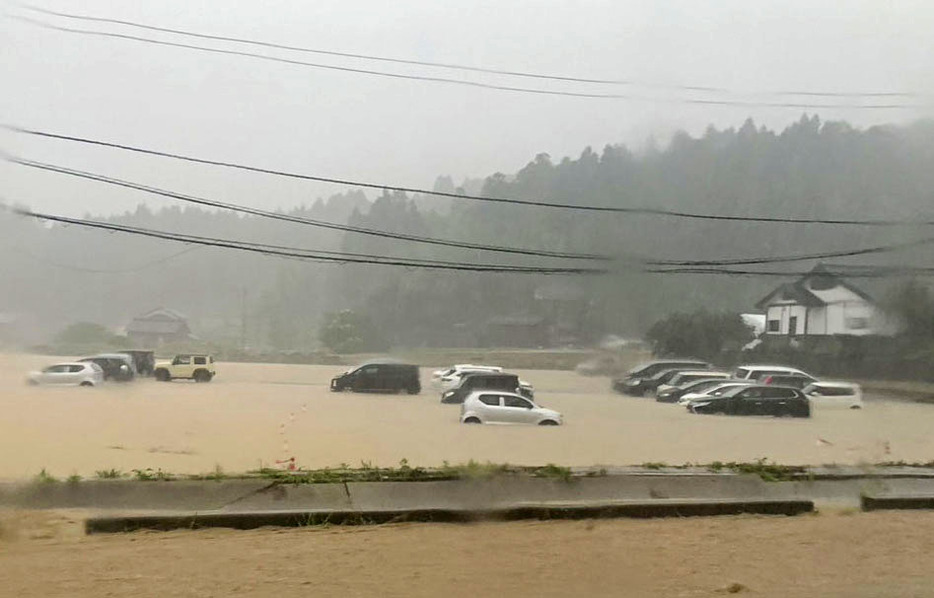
[460, 391, 562, 426]
[677, 381, 756, 405]
[431, 364, 503, 390]
[802, 381, 863, 409]
[733, 364, 813, 381]
[27, 362, 104, 387]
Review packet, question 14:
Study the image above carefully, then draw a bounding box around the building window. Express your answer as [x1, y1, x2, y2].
[767, 320, 780, 332]
[846, 317, 869, 330]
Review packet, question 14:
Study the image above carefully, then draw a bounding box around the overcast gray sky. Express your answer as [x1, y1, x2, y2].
[2, 0, 933, 216]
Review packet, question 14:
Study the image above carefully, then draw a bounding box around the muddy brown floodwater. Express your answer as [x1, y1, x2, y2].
[1, 353, 932, 480]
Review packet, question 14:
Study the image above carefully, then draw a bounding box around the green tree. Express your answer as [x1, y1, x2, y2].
[882, 279, 934, 341]
[319, 310, 387, 353]
[645, 311, 754, 361]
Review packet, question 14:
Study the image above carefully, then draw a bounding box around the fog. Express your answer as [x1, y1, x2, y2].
[1, 0, 933, 216]
[1, 1, 934, 349]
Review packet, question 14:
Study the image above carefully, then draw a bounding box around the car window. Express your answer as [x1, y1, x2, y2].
[44, 365, 67, 373]
[503, 395, 532, 409]
[69, 365, 86, 373]
[361, 366, 378, 375]
[194, 357, 207, 365]
[734, 368, 750, 378]
[808, 386, 855, 397]
[176, 356, 191, 365]
[478, 394, 500, 406]
[740, 388, 763, 399]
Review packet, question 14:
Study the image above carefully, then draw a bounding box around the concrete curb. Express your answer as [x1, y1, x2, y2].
[84, 498, 815, 533]
[861, 494, 934, 511]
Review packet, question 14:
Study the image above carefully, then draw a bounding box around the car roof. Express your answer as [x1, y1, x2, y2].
[466, 390, 526, 400]
[51, 362, 93, 367]
[95, 353, 133, 359]
[674, 370, 728, 377]
[736, 365, 806, 372]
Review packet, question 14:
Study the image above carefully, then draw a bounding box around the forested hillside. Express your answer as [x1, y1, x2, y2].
[2, 116, 933, 349]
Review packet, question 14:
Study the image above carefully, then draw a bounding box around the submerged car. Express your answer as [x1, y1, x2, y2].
[677, 381, 756, 405]
[612, 360, 709, 396]
[688, 384, 810, 418]
[733, 364, 812, 381]
[460, 391, 562, 425]
[441, 372, 533, 404]
[655, 371, 732, 403]
[330, 360, 420, 394]
[154, 354, 217, 383]
[761, 373, 818, 389]
[79, 353, 137, 382]
[431, 364, 503, 389]
[27, 362, 104, 387]
[802, 381, 863, 409]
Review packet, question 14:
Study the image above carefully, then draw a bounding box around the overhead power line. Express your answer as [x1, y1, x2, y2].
[16, 3, 925, 100]
[7, 125, 934, 227]
[7, 203, 933, 278]
[5, 155, 608, 262]
[9, 14, 925, 110]
[2, 204, 607, 275]
[7, 154, 934, 270]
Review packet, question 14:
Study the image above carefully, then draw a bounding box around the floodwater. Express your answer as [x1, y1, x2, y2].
[1, 353, 931, 480]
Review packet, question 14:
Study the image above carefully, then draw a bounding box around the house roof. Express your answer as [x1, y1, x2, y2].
[134, 307, 188, 322]
[126, 320, 189, 335]
[755, 263, 876, 310]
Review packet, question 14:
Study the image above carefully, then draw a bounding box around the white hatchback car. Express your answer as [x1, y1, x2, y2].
[27, 362, 104, 387]
[802, 381, 863, 409]
[460, 391, 562, 426]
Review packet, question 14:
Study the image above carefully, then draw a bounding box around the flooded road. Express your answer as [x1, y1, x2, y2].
[0, 354, 930, 480]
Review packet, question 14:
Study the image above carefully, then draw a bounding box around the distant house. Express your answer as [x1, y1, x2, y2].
[126, 308, 192, 346]
[755, 264, 891, 337]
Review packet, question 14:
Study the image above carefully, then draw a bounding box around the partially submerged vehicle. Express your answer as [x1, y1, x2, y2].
[460, 391, 562, 425]
[27, 362, 104, 387]
[612, 360, 710, 396]
[154, 354, 216, 383]
[688, 384, 811, 418]
[330, 360, 420, 394]
[802, 381, 863, 409]
[441, 372, 533, 404]
[79, 353, 136, 382]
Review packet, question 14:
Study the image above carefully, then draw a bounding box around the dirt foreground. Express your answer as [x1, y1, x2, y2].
[1, 510, 932, 597]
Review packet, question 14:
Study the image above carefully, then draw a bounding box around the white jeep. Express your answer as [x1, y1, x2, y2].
[154, 354, 216, 383]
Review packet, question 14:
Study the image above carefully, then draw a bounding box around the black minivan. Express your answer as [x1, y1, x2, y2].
[612, 360, 709, 396]
[441, 372, 533, 404]
[330, 361, 421, 394]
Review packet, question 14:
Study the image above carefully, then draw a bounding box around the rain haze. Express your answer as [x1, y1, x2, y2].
[1, 0, 933, 214]
[4, 3, 934, 597]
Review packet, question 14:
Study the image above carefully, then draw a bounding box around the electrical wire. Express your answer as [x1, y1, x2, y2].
[8, 125, 934, 227]
[15, 2, 925, 100]
[2, 204, 608, 274]
[8, 14, 925, 110]
[5, 155, 609, 261]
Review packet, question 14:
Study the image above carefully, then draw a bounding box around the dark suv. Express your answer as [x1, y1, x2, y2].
[688, 384, 810, 418]
[441, 372, 532, 404]
[613, 360, 709, 396]
[330, 361, 421, 394]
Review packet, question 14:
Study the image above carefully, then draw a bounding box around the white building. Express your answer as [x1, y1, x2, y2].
[755, 265, 891, 337]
